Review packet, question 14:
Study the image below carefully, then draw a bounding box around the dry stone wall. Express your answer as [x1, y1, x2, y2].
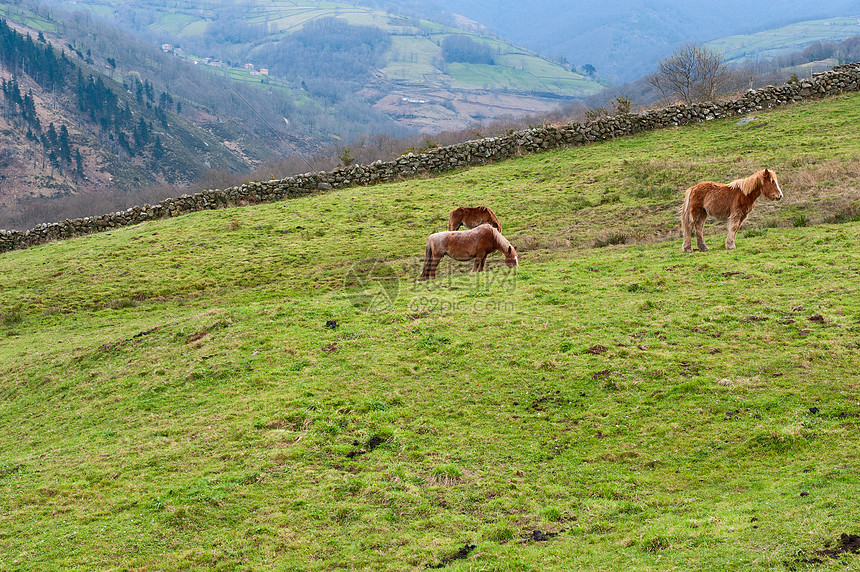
[2, 62, 859, 253]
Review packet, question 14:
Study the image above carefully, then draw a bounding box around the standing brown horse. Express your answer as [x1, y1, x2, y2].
[448, 206, 502, 233]
[420, 224, 518, 280]
[681, 168, 783, 252]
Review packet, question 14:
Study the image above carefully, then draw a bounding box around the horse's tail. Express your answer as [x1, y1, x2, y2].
[680, 187, 693, 234]
[420, 240, 433, 280]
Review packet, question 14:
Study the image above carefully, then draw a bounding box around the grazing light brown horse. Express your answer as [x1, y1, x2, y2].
[420, 224, 518, 280]
[681, 168, 783, 252]
[448, 206, 502, 233]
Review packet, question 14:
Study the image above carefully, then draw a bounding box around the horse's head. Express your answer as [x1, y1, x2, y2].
[505, 244, 519, 268]
[761, 169, 783, 201]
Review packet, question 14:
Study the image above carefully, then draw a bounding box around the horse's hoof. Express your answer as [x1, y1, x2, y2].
[683, 246, 693, 253]
[725, 243, 735, 250]
[699, 245, 709, 252]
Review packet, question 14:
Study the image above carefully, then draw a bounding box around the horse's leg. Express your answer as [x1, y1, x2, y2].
[681, 213, 693, 252]
[472, 255, 487, 273]
[421, 243, 444, 280]
[425, 255, 441, 279]
[681, 226, 692, 252]
[693, 209, 708, 251]
[725, 213, 748, 249]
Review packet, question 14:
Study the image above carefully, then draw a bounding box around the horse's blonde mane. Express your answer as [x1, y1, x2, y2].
[491, 226, 516, 257]
[489, 225, 507, 243]
[728, 169, 767, 196]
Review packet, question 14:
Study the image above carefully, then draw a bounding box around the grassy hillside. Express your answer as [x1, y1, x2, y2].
[707, 16, 860, 63]
[1, 93, 860, 570]
[0, 3, 57, 31]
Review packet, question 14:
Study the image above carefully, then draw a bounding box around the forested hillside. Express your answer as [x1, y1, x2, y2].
[0, 0, 603, 227]
[0, 15, 280, 219]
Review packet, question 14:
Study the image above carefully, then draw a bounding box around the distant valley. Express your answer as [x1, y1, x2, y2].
[39, 0, 604, 133]
[414, 0, 860, 81]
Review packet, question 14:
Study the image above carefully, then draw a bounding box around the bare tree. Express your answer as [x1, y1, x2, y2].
[648, 42, 731, 104]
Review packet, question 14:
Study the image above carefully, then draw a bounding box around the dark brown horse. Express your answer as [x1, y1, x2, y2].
[448, 206, 502, 233]
[681, 168, 783, 252]
[420, 224, 518, 280]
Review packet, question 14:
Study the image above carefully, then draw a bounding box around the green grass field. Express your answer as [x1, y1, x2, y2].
[1, 93, 860, 570]
[0, 4, 57, 32]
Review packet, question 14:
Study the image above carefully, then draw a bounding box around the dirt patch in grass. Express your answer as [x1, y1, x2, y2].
[521, 529, 562, 542]
[85, 323, 176, 357]
[346, 435, 385, 459]
[427, 544, 476, 568]
[530, 392, 567, 411]
[186, 329, 209, 343]
[788, 533, 860, 568]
